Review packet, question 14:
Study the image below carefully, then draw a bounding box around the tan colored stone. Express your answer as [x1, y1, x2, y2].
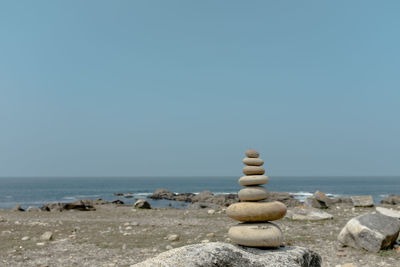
[228, 222, 282, 247]
[238, 175, 269, 186]
[242, 157, 264, 166]
[245, 149, 259, 158]
[238, 186, 268, 201]
[227, 201, 287, 222]
[242, 166, 265, 175]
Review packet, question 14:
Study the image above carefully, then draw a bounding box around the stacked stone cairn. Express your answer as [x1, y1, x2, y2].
[227, 149, 287, 247]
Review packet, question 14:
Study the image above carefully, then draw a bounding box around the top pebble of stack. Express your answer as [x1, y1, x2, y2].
[245, 149, 259, 158]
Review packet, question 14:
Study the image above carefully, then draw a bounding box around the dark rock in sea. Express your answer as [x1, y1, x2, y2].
[150, 189, 176, 200]
[174, 193, 195, 202]
[338, 212, 400, 252]
[112, 200, 124, 205]
[191, 190, 214, 202]
[11, 204, 25, 212]
[40, 200, 95, 212]
[304, 191, 330, 209]
[134, 199, 151, 209]
[123, 193, 134, 198]
[114, 192, 124, 196]
[133, 242, 322, 267]
[381, 194, 400, 205]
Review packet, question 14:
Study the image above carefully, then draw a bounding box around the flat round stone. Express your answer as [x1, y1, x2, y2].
[238, 186, 268, 201]
[228, 222, 283, 247]
[242, 166, 265, 175]
[238, 175, 269, 186]
[242, 158, 264, 166]
[245, 149, 259, 158]
[227, 201, 287, 222]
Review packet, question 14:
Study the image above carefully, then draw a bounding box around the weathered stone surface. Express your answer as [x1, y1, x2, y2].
[133, 242, 321, 267]
[134, 199, 151, 209]
[350, 196, 374, 207]
[338, 212, 400, 252]
[329, 196, 352, 205]
[242, 166, 265, 175]
[40, 200, 96, 212]
[381, 194, 400, 205]
[286, 206, 333, 221]
[245, 149, 259, 158]
[304, 191, 330, 209]
[227, 201, 286, 222]
[375, 207, 400, 219]
[228, 222, 282, 247]
[238, 175, 269, 186]
[40, 231, 53, 241]
[238, 186, 269, 201]
[242, 157, 264, 166]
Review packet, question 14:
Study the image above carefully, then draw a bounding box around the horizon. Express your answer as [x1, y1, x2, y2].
[1, 1, 400, 177]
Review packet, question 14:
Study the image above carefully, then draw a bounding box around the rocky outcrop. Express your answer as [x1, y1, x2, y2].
[11, 205, 25, 212]
[338, 213, 400, 252]
[133, 242, 321, 267]
[264, 192, 301, 208]
[286, 206, 333, 221]
[381, 194, 400, 205]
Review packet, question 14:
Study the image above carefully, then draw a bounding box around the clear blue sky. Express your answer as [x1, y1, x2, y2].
[1, 1, 399, 177]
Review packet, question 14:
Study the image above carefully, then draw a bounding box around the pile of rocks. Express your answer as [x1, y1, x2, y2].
[227, 149, 287, 247]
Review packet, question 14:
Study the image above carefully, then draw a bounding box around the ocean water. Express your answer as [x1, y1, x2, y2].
[0, 176, 399, 210]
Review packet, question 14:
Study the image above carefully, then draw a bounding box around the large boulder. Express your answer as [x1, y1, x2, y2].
[191, 190, 214, 202]
[40, 200, 95, 212]
[286, 206, 333, 221]
[338, 213, 400, 252]
[133, 242, 321, 267]
[304, 191, 330, 209]
[350, 196, 374, 207]
[381, 194, 400, 205]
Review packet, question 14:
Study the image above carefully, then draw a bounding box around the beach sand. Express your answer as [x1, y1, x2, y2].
[1, 203, 399, 267]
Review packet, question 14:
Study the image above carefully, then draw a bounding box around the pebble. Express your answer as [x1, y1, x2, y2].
[245, 149, 259, 158]
[166, 234, 179, 241]
[206, 233, 215, 238]
[36, 242, 46, 246]
[40, 232, 53, 241]
[21, 236, 30, 241]
[201, 239, 210, 243]
[238, 175, 269, 186]
[242, 166, 265, 175]
[0, 216, 6, 222]
[228, 222, 283, 247]
[165, 245, 173, 250]
[238, 186, 268, 201]
[242, 157, 264, 166]
[227, 201, 287, 222]
[207, 209, 215, 215]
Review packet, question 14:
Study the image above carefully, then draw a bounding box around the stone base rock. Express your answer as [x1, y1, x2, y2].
[350, 196, 374, 207]
[286, 206, 333, 221]
[338, 213, 400, 252]
[133, 242, 321, 267]
[228, 222, 282, 247]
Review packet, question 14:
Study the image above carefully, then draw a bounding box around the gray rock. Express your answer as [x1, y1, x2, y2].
[149, 189, 176, 200]
[26, 206, 40, 212]
[40, 231, 53, 241]
[338, 212, 400, 252]
[376, 207, 400, 219]
[133, 242, 321, 267]
[351, 196, 374, 207]
[286, 206, 333, 221]
[264, 192, 301, 208]
[11, 205, 24, 212]
[328, 197, 352, 205]
[304, 191, 330, 209]
[134, 199, 151, 209]
[381, 194, 400, 205]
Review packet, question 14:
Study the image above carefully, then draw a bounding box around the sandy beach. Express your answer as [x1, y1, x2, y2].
[1, 200, 400, 267]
